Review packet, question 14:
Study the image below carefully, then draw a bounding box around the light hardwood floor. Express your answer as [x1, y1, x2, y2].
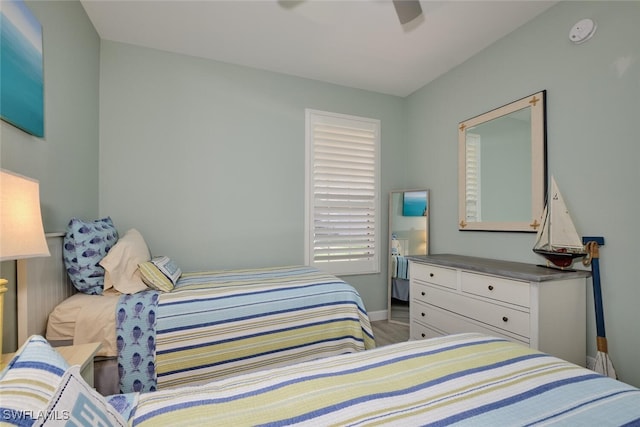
[371, 320, 410, 347]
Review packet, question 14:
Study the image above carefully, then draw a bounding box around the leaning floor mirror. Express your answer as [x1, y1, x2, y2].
[388, 189, 429, 324]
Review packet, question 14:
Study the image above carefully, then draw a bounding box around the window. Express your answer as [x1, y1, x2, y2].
[465, 133, 481, 222]
[305, 109, 380, 275]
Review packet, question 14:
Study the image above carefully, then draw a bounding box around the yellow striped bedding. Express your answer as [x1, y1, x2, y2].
[130, 333, 640, 426]
[154, 265, 375, 389]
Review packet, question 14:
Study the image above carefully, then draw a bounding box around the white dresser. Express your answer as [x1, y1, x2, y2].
[408, 254, 590, 366]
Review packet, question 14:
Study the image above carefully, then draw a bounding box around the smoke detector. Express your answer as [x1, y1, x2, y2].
[569, 18, 597, 44]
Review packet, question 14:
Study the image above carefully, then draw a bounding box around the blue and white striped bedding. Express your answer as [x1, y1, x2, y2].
[391, 254, 409, 279]
[117, 265, 375, 393]
[127, 333, 640, 426]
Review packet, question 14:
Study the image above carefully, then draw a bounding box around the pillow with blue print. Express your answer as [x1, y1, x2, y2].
[34, 366, 129, 426]
[63, 217, 118, 295]
[151, 256, 182, 285]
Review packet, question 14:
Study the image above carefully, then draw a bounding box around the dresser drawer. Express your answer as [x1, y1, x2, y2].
[461, 272, 530, 308]
[412, 281, 430, 304]
[408, 255, 587, 366]
[411, 262, 457, 289]
[421, 285, 530, 338]
[410, 319, 444, 340]
[412, 301, 529, 345]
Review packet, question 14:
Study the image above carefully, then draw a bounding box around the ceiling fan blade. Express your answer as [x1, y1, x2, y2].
[277, 0, 304, 9]
[392, 0, 423, 25]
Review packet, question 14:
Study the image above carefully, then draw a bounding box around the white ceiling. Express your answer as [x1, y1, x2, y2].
[80, 0, 557, 97]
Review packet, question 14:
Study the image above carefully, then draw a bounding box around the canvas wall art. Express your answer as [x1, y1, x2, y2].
[1, 0, 44, 137]
[403, 191, 428, 217]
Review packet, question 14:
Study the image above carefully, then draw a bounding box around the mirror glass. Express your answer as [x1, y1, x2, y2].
[388, 189, 429, 324]
[458, 91, 546, 232]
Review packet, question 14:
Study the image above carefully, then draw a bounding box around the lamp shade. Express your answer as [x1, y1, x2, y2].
[0, 169, 50, 261]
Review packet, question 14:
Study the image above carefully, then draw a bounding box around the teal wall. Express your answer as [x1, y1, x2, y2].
[478, 117, 531, 222]
[3, 0, 640, 388]
[97, 41, 407, 320]
[406, 1, 640, 386]
[0, 1, 100, 352]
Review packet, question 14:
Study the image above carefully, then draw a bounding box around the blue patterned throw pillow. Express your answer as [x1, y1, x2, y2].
[63, 217, 119, 294]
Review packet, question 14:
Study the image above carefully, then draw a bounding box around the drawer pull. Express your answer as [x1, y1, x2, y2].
[421, 333, 426, 338]
[421, 312, 426, 317]
[502, 316, 509, 322]
[421, 291, 426, 296]
[429, 273, 434, 277]
[488, 285, 494, 291]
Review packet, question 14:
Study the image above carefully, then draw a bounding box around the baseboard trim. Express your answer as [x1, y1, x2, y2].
[368, 310, 388, 322]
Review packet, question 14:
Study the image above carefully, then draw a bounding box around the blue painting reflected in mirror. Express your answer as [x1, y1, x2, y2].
[402, 191, 428, 217]
[1, 0, 44, 137]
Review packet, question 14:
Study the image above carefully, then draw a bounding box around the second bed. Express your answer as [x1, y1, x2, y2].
[47, 264, 375, 394]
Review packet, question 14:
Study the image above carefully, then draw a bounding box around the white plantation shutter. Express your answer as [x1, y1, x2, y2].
[305, 109, 380, 275]
[465, 133, 481, 222]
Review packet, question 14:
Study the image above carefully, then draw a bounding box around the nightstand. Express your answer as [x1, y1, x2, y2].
[1, 342, 101, 387]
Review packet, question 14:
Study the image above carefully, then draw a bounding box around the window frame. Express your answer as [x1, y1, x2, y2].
[304, 109, 381, 276]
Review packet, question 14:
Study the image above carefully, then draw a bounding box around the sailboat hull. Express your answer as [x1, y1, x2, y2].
[533, 177, 586, 269]
[533, 248, 586, 268]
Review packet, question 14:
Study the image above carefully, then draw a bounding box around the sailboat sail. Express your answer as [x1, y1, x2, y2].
[533, 176, 586, 268]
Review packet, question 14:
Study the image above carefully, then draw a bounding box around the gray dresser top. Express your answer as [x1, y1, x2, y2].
[408, 254, 591, 282]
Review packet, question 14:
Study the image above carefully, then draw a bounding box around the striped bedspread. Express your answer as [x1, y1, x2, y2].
[391, 255, 409, 279]
[130, 333, 640, 426]
[154, 265, 375, 389]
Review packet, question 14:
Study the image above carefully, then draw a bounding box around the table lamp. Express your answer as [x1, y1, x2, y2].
[0, 169, 50, 355]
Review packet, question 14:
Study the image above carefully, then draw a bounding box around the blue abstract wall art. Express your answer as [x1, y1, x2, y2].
[1, 0, 44, 137]
[403, 191, 428, 217]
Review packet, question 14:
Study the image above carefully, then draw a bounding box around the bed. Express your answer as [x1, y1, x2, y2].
[2, 333, 639, 426]
[47, 264, 375, 395]
[391, 254, 410, 301]
[390, 235, 410, 302]
[19, 221, 374, 395]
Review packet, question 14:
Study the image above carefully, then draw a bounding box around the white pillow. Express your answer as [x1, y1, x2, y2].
[35, 365, 129, 426]
[100, 228, 150, 294]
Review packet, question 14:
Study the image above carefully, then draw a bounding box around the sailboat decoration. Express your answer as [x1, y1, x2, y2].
[533, 176, 587, 268]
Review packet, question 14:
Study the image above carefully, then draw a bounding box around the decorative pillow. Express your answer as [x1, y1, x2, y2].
[139, 261, 174, 292]
[34, 366, 128, 426]
[99, 228, 150, 294]
[106, 393, 138, 422]
[0, 336, 70, 424]
[63, 217, 118, 295]
[151, 256, 182, 285]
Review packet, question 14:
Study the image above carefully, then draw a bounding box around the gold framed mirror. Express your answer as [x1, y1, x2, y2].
[458, 91, 546, 232]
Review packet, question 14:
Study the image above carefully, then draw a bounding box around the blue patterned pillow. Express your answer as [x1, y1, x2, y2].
[106, 393, 138, 421]
[63, 217, 119, 294]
